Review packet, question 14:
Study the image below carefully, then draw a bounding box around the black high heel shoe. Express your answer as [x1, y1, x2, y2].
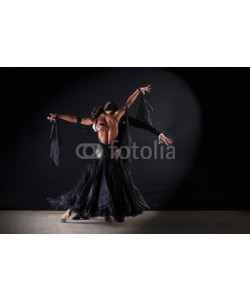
[72, 213, 89, 220]
[72, 214, 81, 220]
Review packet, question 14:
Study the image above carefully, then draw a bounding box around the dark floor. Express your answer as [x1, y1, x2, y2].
[1, 210, 250, 234]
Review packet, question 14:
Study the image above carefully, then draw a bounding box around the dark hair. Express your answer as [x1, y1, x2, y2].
[103, 101, 119, 112]
[91, 105, 105, 119]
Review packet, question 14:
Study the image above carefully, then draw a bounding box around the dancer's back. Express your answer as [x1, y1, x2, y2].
[97, 113, 119, 144]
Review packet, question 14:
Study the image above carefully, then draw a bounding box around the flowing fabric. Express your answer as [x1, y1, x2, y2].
[116, 107, 133, 169]
[136, 93, 154, 126]
[127, 116, 161, 136]
[47, 142, 150, 222]
[117, 99, 156, 169]
[49, 121, 61, 167]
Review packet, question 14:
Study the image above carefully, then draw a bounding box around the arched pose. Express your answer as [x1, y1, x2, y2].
[84, 100, 173, 146]
[72, 100, 173, 220]
[47, 85, 153, 223]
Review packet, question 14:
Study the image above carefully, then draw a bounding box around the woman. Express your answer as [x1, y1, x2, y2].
[72, 99, 173, 220]
[47, 85, 152, 224]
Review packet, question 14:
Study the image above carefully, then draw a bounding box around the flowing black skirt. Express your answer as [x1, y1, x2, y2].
[47, 143, 150, 222]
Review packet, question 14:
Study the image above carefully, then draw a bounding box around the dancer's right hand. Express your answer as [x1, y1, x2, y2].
[158, 133, 173, 146]
[47, 113, 57, 122]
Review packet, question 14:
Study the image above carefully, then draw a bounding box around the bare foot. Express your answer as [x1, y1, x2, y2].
[60, 209, 72, 223]
[104, 215, 113, 224]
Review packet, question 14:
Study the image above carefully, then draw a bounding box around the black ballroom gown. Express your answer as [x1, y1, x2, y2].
[47, 141, 150, 222]
[48, 94, 154, 222]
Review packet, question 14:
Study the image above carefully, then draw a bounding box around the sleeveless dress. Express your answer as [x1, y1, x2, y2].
[47, 141, 150, 222]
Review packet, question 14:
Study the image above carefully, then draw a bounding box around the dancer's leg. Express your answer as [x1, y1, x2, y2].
[104, 215, 113, 224]
[60, 209, 72, 223]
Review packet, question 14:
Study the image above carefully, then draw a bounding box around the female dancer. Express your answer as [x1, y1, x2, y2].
[71, 100, 173, 220]
[47, 85, 152, 223]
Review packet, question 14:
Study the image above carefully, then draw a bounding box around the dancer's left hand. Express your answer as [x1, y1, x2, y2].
[140, 84, 151, 95]
[158, 133, 173, 145]
[96, 124, 109, 132]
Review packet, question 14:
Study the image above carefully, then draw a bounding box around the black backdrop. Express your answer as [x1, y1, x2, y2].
[0, 68, 249, 210]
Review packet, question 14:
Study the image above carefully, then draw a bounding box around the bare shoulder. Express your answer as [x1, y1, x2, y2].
[114, 106, 127, 121]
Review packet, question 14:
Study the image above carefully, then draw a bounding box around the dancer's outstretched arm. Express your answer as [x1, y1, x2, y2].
[47, 113, 95, 125]
[128, 117, 173, 145]
[114, 85, 151, 121]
